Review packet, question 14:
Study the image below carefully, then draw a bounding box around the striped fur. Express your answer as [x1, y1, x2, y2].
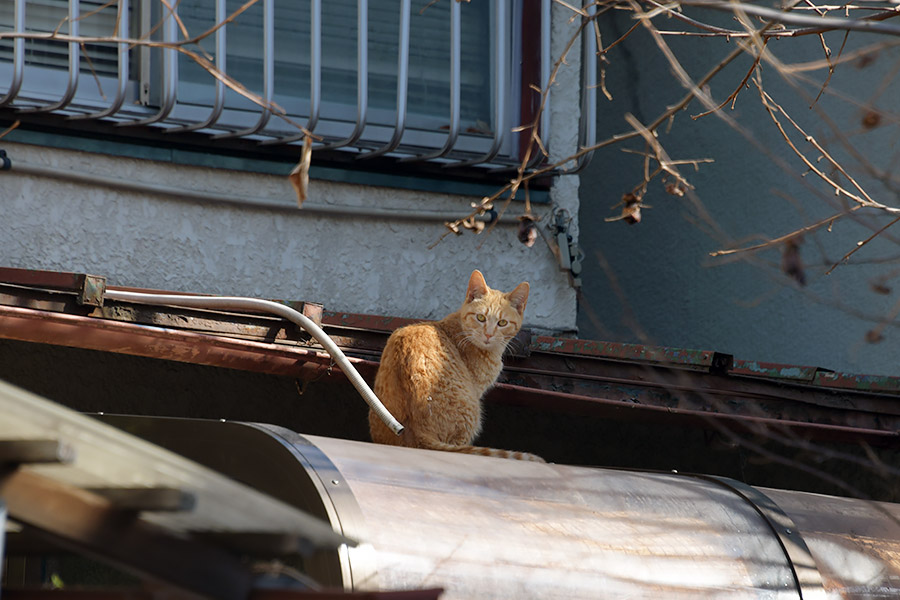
[369, 270, 544, 463]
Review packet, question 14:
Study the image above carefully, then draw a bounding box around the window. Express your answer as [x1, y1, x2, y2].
[0, 1, 582, 173]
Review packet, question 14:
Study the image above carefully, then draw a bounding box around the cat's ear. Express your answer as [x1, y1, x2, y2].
[507, 281, 529, 315]
[466, 270, 489, 302]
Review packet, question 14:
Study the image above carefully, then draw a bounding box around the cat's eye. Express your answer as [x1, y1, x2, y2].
[476, 314, 487, 322]
[498, 319, 508, 327]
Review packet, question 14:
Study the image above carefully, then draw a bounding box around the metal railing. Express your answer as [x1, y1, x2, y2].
[0, 0, 596, 172]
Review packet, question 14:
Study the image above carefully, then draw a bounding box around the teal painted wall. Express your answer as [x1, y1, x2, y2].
[577, 9, 900, 376]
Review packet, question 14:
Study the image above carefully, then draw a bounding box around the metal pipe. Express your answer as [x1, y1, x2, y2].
[214, 0, 274, 139]
[318, 0, 369, 151]
[259, 0, 322, 145]
[20, 0, 80, 114]
[102, 290, 405, 436]
[399, 0, 461, 162]
[358, 0, 411, 160]
[0, 0, 26, 107]
[70, 0, 131, 120]
[121, 1, 178, 126]
[445, 0, 509, 168]
[570, 0, 598, 174]
[126, 421, 900, 599]
[167, 0, 227, 133]
[8, 160, 517, 224]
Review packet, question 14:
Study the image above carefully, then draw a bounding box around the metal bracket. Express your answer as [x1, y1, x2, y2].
[77, 274, 107, 307]
[548, 210, 583, 288]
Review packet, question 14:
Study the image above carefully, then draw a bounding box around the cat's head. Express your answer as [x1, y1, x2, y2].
[459, 270, 529, 351]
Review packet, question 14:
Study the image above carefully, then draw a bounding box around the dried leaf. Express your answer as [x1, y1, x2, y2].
[782, 238, 806, 286]
[445, 221, 462, 235]
[861, 110, 881, 129]
[289, 134, 312, 207]
[461, 216, 485, 234]
[604, 192, 645, 225]
[517, 215, 538, 248]
[865, 329, 884, 344]
[622, 192, 642, 225]
[664, 180, 686, 197]
[871, 282, 891, 295]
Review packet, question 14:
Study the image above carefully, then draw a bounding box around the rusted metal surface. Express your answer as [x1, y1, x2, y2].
[490, 382, 900, 445]
[0, 304, 377, 382]
[530, 335, 723, 370]
[322, 311, 423, 332]
[2, 267, 900, 445]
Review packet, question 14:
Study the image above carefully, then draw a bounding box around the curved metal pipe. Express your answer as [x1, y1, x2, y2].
[399, 0, 460, 163]
[70, 0, 131, 121]
[317, 0, 369, 151]
[213, 0, 274, 139]
[357, 0, 411, 160]
[20, 0, 80, 114]
[0, 0, 26, 108]
[167, 0, 227, 133]
[102, 290, 405, 436]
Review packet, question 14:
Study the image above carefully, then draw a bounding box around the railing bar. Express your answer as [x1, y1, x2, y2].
[120, 2, 179, 126]
[71, 0, 130, 120]
[21, 0, 81, 113]
[168, 0, 227, 133]
[569, 0, 598, 174]
[308, 0, 322, 133]
[0, 0, 26, 107]
[317, 0, 369, 151]
[214, 0, 274, 139]
[399, 0, 460, 162]
[358, 0, 410, 159]
[444, 0, 509, 168]
[258, 0, 321, 146]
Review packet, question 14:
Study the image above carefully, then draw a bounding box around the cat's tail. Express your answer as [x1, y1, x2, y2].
[421, 437, 545, 463]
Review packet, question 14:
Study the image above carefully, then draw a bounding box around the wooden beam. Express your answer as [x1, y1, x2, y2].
[0, 440, 75, 465]
[0, 469, 255, 600]
[85, 487, 196, 513]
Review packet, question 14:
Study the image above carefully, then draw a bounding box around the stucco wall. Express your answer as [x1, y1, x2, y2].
[1, 141, 577, 332]
[577, 10, 900, 375]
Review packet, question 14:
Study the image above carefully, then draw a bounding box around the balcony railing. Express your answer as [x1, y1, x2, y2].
[0, 0, 596, 174]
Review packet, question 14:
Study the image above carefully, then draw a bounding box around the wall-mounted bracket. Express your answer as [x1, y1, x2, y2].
[548, 209, 583, 288]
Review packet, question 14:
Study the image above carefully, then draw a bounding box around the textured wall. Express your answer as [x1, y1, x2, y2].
[1, 141, 576, 332]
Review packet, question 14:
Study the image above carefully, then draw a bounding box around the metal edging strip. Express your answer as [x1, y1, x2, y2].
[244, 424, 378, 593]
[686, 474, 827, 600]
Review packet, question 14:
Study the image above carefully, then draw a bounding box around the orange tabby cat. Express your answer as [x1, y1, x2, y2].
[369, 270, 544, 462]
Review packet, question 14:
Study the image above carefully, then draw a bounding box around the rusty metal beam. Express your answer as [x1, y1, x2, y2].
[489, 383, 900, 445]
[0, 304, 368, 381]
[0, 469, 256, 600]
